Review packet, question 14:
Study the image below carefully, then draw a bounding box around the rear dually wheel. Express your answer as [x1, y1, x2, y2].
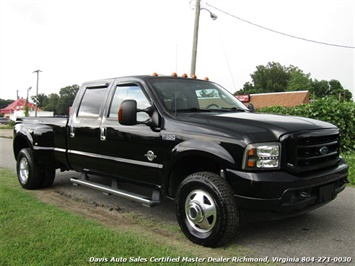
[16, 148, 56, 189]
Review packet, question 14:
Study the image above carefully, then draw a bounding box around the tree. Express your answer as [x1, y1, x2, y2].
[286, 66, 312, 92]
[310, 79, 329, 99]
[310, 79, 352, 101]
[56, 85, 79, 115]
[237, 62, 291, 94]
[43, 93, 59, 114]
[235, 62, 350, 101]
[24, 98, 29, 117]
[0, 98, 14, 109]
[327, 79, 352, 100]
[342, 89, 353, 101]
[31, 93, 49, 109]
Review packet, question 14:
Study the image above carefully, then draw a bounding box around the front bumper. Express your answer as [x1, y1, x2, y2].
[226, 158, 349, 219]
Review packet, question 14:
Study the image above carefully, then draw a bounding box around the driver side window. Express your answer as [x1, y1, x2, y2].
[109, 84, 150, 121]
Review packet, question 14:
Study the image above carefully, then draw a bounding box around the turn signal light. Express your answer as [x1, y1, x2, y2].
[248, 148, 256, 157]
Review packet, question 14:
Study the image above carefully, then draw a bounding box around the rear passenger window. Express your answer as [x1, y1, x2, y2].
[78, 87, 106, 117]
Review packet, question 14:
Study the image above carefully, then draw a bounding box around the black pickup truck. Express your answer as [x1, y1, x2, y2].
[13, 74, 348, 247]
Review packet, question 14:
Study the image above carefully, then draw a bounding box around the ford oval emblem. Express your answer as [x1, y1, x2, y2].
[319, 146, 329, 155]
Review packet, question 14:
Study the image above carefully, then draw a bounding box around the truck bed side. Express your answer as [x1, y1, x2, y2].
[13, 116, 71, 171]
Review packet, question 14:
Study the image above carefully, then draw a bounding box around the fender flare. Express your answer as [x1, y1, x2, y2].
[13, 130, 34, 159]
[165, 139, 236, 197]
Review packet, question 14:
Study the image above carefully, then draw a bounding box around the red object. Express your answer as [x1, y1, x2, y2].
[236, 94, 250, 102]
[1, 98, 37, 114]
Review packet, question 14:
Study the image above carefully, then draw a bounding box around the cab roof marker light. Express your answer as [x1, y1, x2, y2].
[171, 72, 178, 77]
[152, 72, 158, 76]
[182, 73, 188, 78]
[204, 77, 209, 81]
[191, 74, 197, 79]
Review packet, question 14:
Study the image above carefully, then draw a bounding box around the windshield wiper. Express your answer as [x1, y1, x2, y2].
[205, 107, 247, 112]
[175, 107, 247, 113]
[220, 107, 248, 112]
[175, 108, 211, 112]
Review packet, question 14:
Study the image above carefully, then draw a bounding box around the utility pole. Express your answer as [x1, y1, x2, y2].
[25, 87, 32, 117]
[190, 0, 217, 77]
[32, 70, 42, 117]
[190, 0, 201, 77]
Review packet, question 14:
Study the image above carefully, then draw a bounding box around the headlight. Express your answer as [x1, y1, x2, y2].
[242, 143, 281, 170]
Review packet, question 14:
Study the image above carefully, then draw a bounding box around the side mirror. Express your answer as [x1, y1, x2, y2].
[118, 99, 162, 130]
[248, 103, 255, 113]
[118, 100, 137, 125]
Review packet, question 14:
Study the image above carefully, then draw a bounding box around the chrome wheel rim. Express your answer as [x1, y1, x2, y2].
[19, 157, 29, 184]
[185, 189, 217, 233]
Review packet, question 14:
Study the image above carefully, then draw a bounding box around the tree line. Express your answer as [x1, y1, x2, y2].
[1, 62, 352, 117]
[31, 85, 79, 116]
[0, 85, 79, 116]
[235, 62, 352, 101]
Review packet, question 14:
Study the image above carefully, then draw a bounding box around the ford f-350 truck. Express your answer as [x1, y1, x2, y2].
[13, 74, 349, 247]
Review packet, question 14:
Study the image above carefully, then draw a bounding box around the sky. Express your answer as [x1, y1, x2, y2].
[0, 0, 354, 101]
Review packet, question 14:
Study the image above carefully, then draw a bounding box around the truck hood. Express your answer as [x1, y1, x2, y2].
[175, 112, 336, 143]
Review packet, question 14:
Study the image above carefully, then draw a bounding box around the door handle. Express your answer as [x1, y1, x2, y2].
[100, 127, 107, 141]
[70, 126, 75, 138]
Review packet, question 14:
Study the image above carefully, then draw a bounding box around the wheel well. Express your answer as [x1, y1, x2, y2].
[13, 136, 31, 160]
[167, 155, 221, 198]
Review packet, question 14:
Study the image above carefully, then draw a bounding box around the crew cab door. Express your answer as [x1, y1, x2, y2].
[98, 81, 163, 185]
[67, 81, 111, 172]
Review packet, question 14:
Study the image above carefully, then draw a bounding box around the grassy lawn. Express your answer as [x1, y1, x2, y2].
[0, 169, 257, 266]
[0, 150, 353, 265]
[0, 124, 14, 129]
[0, 171, 188, 265]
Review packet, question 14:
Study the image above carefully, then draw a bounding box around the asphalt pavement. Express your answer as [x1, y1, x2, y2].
[1, 132, 354, 264]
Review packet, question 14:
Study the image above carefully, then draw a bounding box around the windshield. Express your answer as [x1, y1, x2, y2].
[149, 78, 248, 112]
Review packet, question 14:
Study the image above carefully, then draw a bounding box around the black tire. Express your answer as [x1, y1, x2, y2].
[16, 148, 42, 189]
[175, 171, 239, 247]
[40, 167, 56, 188]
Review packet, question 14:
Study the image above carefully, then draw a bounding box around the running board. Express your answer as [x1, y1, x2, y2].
[70, 177, 161, 207]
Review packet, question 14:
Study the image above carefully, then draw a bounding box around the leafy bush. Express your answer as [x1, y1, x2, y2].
[342, 153, 355, 185]
[258, 98, 355, 152]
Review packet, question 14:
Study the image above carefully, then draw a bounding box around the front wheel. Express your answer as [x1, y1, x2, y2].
[175, 172, 239, 247]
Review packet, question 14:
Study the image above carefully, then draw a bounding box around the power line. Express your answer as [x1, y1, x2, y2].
[206, 3, 355, 49]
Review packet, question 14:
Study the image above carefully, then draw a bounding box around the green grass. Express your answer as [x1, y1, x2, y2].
[342, 153, 355, 186]
[1, 152, 353, 265]
[0, 169, 203, 266]
[0, 124, 14, 129]
[0, 169, 258, 266]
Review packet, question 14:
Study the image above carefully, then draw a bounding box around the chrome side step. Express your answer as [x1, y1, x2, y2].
[70, 177, 161, 207]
